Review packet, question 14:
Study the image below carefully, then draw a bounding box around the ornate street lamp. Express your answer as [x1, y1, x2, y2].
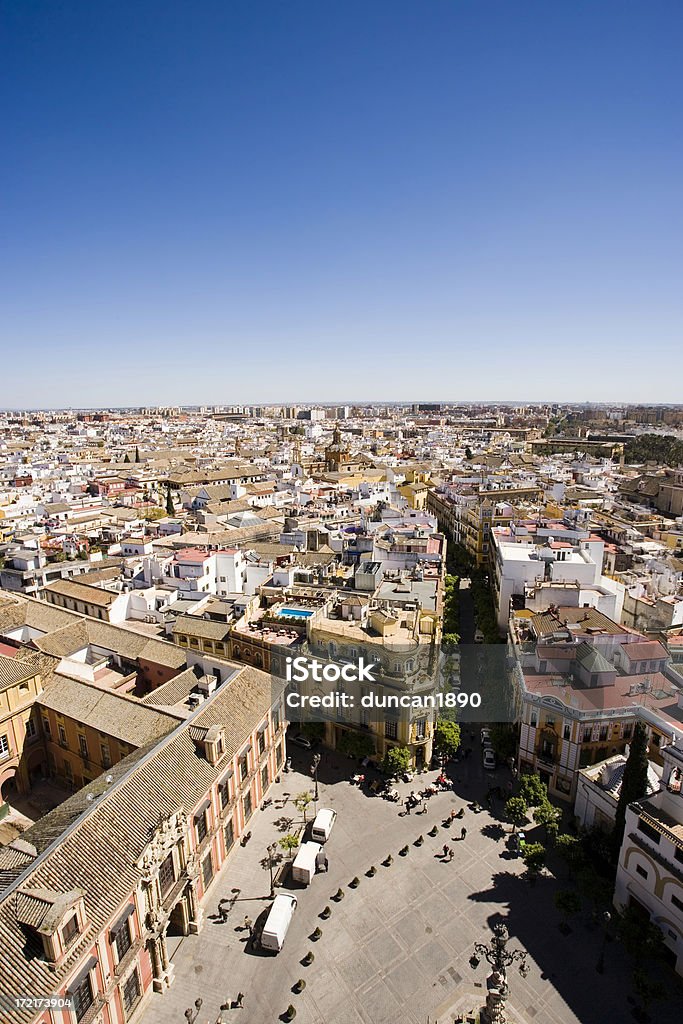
[595, 910, 611, 974]
[184, 997, 203, 1023]
[470, 923, 529, 1024]
[311, 753, 321, 802]
[267, 842, 279, 898]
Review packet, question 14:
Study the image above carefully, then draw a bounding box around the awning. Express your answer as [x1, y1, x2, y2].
[67, 956, 98, 994]
[110, 903, 135, 939]
[194, 799, 211, 819]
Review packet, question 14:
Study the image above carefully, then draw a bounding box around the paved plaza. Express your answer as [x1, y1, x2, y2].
[141, 744, 681, 1024]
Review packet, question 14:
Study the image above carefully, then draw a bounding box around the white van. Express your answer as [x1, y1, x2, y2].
[291, 841, 321, 885]
[260, 892, 297, 953]
[311, 807, 337, 844]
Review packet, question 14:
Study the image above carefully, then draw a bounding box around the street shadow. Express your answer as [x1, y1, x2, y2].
[467, 872, 682, 1024]
[480, 822, 506, 843]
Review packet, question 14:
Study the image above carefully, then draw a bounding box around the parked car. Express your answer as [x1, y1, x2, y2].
[480, 728, 492, 747]
[482, 748, 496, 770]
[509, 831, 526, 856]
[288, 733, 313, 749]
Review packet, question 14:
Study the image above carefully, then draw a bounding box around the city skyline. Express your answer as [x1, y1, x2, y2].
[3, 1, 683, 407]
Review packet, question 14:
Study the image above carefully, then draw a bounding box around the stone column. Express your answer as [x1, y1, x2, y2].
[187, 879, 204, 935]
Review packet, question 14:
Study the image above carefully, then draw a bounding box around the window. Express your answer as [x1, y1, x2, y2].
[158, 852, 175, 897]
[62, 913, 80, 947]
[72, 973, 94, 1022]
[58, 724, 67, 746]
[582, 727, 592, 743]
[113, 919, 132, 961]
[637, 818, 661, 844]
[623, 724, 633, 739]
[243, 790, 253, 821]
[0, 734, 10, 758]
[78, 735, 88, 759]
[25, 718, 37, 740]
[202, 853, 214, 890]
[384, 720, 398, 740]
[599, 726, 608, 742]
[672, 893, 683, 912]
[195, 811, 208, 844]
[42, 716, 51, 738]
[239, 751, 249, 782]
[530, 713, 537, 728]
[64, 760, 73, 783]
[261, 764, 269, 792]
[563, 725, 571, 741]
[121, 969, 141, 1015]
[415, 719, 426, 740]
[636, 864, 648, 879]
[224, 819, 235, 852]
[258, 729, 266, 756]
[101, 743, 111, 768]
[273, 707, 281, 733]
[219, 777, 232, 811]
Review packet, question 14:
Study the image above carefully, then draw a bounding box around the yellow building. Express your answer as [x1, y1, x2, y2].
[36, 675, 181, 791]
[0, 653, 44, 815]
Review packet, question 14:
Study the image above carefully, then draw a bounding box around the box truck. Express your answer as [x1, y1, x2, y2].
[260, 892, 297, 953]
[291, 841, 321, 885]
[311, 807, 337, 843]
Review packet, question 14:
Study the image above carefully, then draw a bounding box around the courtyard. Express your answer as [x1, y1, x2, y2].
[140, 741, 681, 1024]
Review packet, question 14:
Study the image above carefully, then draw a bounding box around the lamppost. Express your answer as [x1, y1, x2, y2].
[184, 998, 203, 1023]
[267, 842, 278, 898]
[311, 753, 321, 803]
[469, 922, 529, 1024]
[595, 910, 611, 974]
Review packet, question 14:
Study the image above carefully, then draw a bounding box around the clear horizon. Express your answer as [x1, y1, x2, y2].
[2, 1, 682, 407]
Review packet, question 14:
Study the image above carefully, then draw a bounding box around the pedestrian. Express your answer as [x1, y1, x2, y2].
[243, 916, 253, 936]
[443, 844, 449, 858]
[461, 826, 467, 841]
[405, 799, 411, 815]
[234, 992, 244, 1009]
[449, 808, 456, 822]
[218, 900, 230, 923]
[448, 847, 454, 861]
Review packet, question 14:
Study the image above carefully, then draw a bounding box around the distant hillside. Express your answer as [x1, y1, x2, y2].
[624, 433, 683, 466]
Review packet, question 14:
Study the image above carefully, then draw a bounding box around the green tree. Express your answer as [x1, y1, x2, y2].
[533, 799, 562, 844]
[382, 745, 412, 777]
[522, 842, 546, 876]
[135, 445, 140, 463]
[632, 966, 665, 1019]
[123, 452, 131, 463]
[616, 905, 667, 962]
[294, 791, 313, 824]
[554, 890, 581, 929]
[165, 483, 175, 516]
[518, 773, 548, 808]
[337, 730, 375, 759]
[613, 722, 650, 855]
[555, 833, 584, 877]
[505, 796, 528, 833]
[279, 834, 299, 860]
[433, 720, 461, 758]
[465, 446, 473, 460]
[490, 723, 517, 762]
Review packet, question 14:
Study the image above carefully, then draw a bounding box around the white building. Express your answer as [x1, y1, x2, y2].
[614, 739, 683, 973]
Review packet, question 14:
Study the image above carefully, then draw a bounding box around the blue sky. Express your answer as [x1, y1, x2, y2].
[2, 1, 682, 407]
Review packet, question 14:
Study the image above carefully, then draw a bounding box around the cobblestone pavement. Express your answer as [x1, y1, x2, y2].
[141, 744, 681, 1024]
